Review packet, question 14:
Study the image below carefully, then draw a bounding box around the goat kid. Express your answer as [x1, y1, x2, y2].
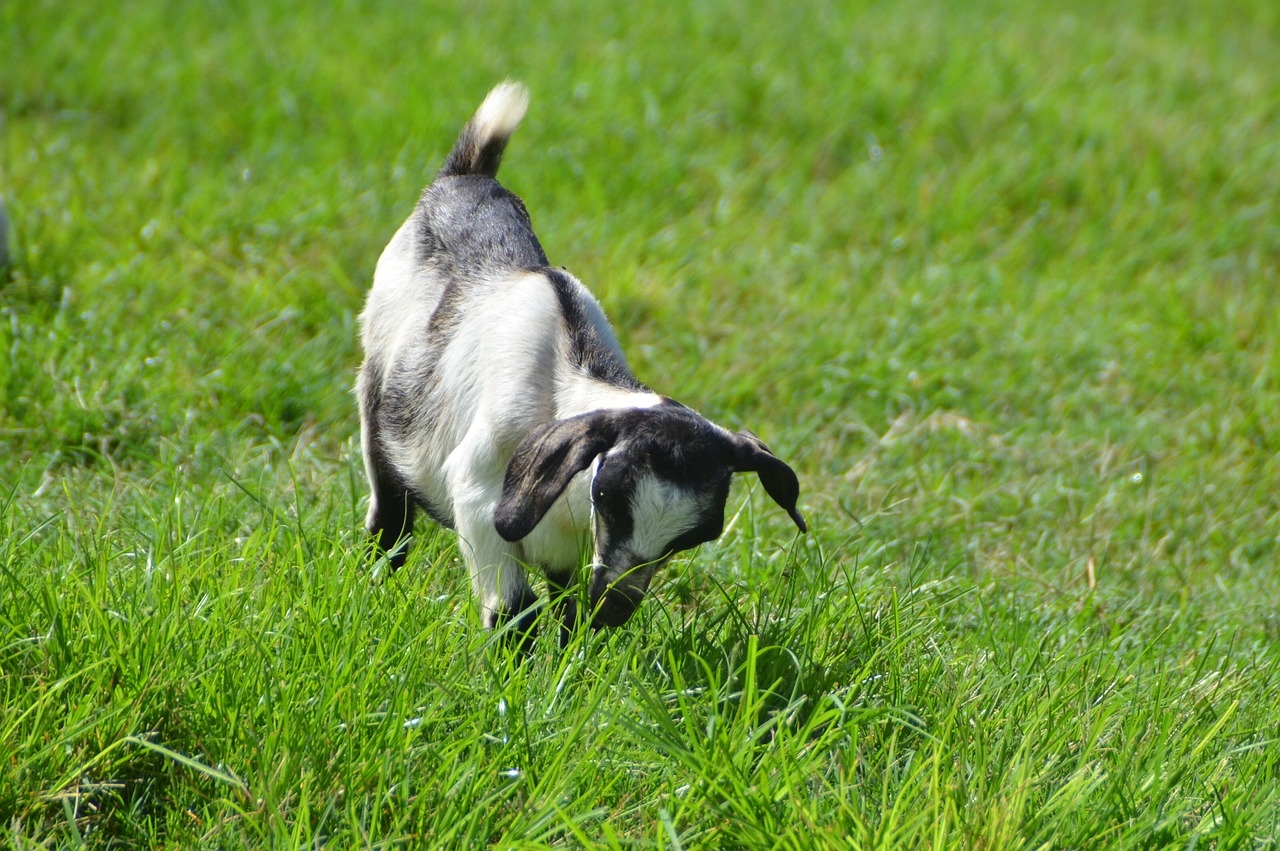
[356, 82, 806, 648]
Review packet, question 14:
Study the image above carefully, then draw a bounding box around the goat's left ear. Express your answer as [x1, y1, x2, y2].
[494, 411, 622, 542]
[731, 431, 807, 533]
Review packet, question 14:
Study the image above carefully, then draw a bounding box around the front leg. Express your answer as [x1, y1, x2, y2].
[455, 511, 539, 653]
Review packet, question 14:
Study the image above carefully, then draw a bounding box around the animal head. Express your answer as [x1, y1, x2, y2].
[493, 402, 806, 626]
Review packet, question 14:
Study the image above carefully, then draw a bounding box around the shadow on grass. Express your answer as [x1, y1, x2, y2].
[626, 539, 952, 746]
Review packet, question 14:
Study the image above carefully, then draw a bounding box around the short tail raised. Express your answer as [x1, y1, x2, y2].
[439, 81, 530, 179]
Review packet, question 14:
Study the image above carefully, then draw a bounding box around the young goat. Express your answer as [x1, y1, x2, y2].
[356, 82, 806, 648]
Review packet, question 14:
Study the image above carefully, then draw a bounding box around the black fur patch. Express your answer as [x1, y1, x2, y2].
[543, 269, 649, 392]
[440, 116, 515, 179]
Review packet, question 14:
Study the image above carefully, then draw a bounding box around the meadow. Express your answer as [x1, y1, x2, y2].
[3, 0, 1280, 846]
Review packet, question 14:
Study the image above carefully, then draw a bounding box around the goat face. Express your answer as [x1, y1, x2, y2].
[494, 401, 806, 627]
[585, 426, 730, 626]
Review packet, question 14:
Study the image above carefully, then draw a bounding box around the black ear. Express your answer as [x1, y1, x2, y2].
[731, 431, 807, 533]
[494, 412, 622, 542]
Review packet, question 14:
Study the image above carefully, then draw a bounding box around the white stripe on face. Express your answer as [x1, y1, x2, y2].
[619, 473, 711, 566]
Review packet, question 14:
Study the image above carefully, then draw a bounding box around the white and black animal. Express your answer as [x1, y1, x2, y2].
[356, 82, 806, 648]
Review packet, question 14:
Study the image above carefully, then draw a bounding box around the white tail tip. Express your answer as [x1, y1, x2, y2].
[473, 81, 530, 143]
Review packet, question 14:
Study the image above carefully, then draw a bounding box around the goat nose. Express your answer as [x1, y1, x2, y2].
[590, 586, 640, 628]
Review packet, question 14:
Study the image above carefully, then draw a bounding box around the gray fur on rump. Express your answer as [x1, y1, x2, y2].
[356, 81, 806, 649]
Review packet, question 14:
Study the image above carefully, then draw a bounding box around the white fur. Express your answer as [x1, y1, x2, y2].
[472, 81, 529, 148]
[609, 474, 708, 567]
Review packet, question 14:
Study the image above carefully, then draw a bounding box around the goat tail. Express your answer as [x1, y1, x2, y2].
[440, 81, 530, 179]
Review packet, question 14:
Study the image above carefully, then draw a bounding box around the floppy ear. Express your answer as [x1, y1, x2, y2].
[494, 412, 621, 542]
[731, 431, 807, 532]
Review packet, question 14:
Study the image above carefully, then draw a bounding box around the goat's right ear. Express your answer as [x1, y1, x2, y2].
[494, 412, 621, 542]
[731, 430, 807, 533]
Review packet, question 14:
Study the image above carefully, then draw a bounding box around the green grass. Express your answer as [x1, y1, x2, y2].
[4, 0, 1280, 846]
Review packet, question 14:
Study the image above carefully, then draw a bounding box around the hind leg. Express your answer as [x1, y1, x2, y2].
[362, 430, 416, 570]
[545, 569, 580, 650]
[366, 477, 415, 570]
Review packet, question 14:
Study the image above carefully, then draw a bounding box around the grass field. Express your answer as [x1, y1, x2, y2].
[4, 0, 1280, 846]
